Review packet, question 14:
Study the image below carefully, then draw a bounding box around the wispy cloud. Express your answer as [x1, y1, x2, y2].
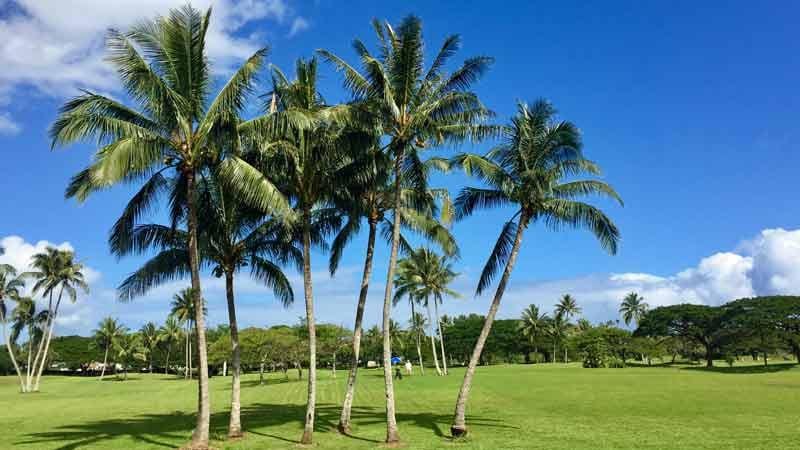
[288, 16, 309, 37]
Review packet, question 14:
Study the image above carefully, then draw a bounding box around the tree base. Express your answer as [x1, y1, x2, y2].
[337, 421, 351, 435]
[299, 429, 313, 445]
[450, 425, 468, 438]
[227, 429, 244, 440]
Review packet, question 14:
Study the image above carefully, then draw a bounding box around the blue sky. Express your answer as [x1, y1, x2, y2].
[1, 0, 800, 335]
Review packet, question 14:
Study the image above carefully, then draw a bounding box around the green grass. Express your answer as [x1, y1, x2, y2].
[3, 362, 800, 449]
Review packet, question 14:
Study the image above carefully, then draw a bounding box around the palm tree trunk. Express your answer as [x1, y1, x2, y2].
[28, 292, 53, 391]
[338, 219, 377, 434]
[100, 345, 109, 380]
[1, 311, 25, 392]
[186, 170, 211, 449]
[378, 156, 403, 444]
[33, 285, 65, 391]
[300, 212, 318, 445]
[426, 299, 442, 376]
[224, 270, 243, 438]
[185, 324, 190, 379]
[26, 329, 33, 388]
[434, 299, 448, 375]
[412, 302, 424, 375]
[165, 348, 171, 375]
[451, 214, 528, 438]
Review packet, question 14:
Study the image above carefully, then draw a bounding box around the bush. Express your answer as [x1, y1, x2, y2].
[605, 356, 626, 368]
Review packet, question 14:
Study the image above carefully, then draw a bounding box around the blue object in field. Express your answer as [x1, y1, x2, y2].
[391, 356, 402, 364]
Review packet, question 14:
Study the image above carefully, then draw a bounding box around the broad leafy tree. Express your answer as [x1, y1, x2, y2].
[635, 304, 728, 367]
[449, 100, 622, 437]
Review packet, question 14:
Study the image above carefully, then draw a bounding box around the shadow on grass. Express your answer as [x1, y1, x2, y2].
[682, 362, 797, 374]
[16, 400, 513, 449]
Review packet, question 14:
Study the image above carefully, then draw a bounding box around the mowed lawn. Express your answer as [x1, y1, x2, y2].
[2, 363, 799, 449]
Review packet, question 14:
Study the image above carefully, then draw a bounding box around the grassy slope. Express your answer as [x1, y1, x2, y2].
[2, 363, 799, 449]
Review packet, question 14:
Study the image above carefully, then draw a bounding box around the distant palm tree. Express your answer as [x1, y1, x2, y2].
[0, 264, 25, 390]
[519, 305, 549, 361]
[319, 15, 493, 442]
[449, 100, 622, 437]
[408, 311, 427, 375]
[159, 316, 183, 375]
[171, 288, 206, 380]
[577, 318, 592, 333]
[114, 332, 142, 381]
[28, 247, 88, 392]
[10, 297, 48, 389]
[555, 295, 581, 323]
[92, 317, 124, 380]
[549, 313, 570, 363]
[619, 292, 649, 327]
[139, 322, 160, 373]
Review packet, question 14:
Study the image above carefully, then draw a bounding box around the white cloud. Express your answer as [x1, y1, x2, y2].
[288, 17, 309, 37]
[0, 112, 21, 135]
[0, 0, 301, 126]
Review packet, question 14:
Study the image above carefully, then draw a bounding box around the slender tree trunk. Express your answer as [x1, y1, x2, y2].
[763, 351, 768, 367]
[378, 155, 403, 444]
[185, 324, 190, 379]
[300, 212, 318, 445]
[434, 299, 448, 375]
[426, 299, 442, 375]
[28, 292, 53, 391]
[33, 286, 65, 391]
[259, 363, 264, 385]
[224, 270, 243, 438]
[338, 219, 377, 434]
[1, 311, 25, 392]
[451, 214, 528, 437]
[186, 171, 211, 449]
[165, 348, 171, 375]
[412, 302, 424, 375]
[26, 330, 33, 388]
[100, 345, 109, 380]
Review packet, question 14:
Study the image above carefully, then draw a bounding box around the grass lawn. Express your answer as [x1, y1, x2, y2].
[2, 362, 799, 449]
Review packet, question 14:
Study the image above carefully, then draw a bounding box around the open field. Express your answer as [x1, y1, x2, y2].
[2, 363, 800, 450]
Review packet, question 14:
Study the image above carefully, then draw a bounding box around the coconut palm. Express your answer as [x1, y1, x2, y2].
[159, 316, 183, 375]
[114, 177, 300, 439]
[115, 332, 141, 381]
[50, 6, 287, 446]
[619, 292, 649, 327]
[0, 264, 25, 391]
[519, 305, 548, 361]
[171, 288, 205, 380]
[92, 317, 124, 380]
[10, 297, 48, 389]
[139, 322, 161, 373]
[319, 16, 493, 441]
[394, 268, 440, 375]
[331, 147, 457, 432]
[394, 248, 459, 376]
[408, 311, 427, 374]
[555, 294, 581, 322]
[449, 100, 622, 437]
[549, 313, 571, 363]
[28, 248, 89, 392]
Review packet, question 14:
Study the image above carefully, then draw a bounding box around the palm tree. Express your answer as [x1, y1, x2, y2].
[331, 147, 457, 432]
[319, 16, 493, 442]
[0, 264, 26, 391]
[114, 332, 141, 381]
[619, 292, 649, 327]
[408, 311, 427, 374]
[10, 297, 48, 390]
[114, 178, 300, 439]
[448, 100, 622, 437]
[549, 313, 570, 363]
[171, 288, 204, 380]
[92, 317, 124, 380]
[394, 268, 440, 375]
[555, 294, 581, 323]
[139, 322, 160, 373]
[50, 6, 287, 447]
[519, 305, 548, 362]
[394, 248, 460, 376]
[159, 316, 183, 375]
[28, 247, 89, 392]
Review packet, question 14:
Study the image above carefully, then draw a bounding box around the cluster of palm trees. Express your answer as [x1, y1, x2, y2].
[48, 5, 621, 447]
[0, 248, 89, 393]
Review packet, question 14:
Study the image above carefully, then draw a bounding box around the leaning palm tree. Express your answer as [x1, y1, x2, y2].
[139, 322, 161, 373]
[555, 294, 581, 323]
[115, 177, 300, 439]
[159, 316, 183, 375]
[0, 264, 25, 391]
[519, 304, 548, 362]
[619, 292, 649, 327]
[331, 147, 458, 433]
[10, 297, 48, 390]
[319, 16, 493, 442]
[50, 6, 286, 447]
[92, 317, 124, 380]
[448, 100, 622, 437]
[28, 247, 88, 392]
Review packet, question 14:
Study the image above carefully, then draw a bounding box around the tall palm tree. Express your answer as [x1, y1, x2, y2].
[114, 177, 300, 439]
[619, 292, 649, 327]
[319, 16, 493, 442]
[519, 304, 548, 361]
[408, 311, 427, 374]
[171, 288, 204, 380]
[10, 297, 48, 390]
[0, 264, 25, 391]
[555, 294, 581, 322]
[331, 147, 458, 432]
[448, 100, 622, 437]
[92, 317, 124, 380]
[50, 6, 286, 447]
[549, 313, 570, 363]
[159, 316, 183, 375]
[394, 266, 440, 375]
[28, 248, 89, 392]
[114, 332, 141, 381]
[139, 322, 160, 373]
